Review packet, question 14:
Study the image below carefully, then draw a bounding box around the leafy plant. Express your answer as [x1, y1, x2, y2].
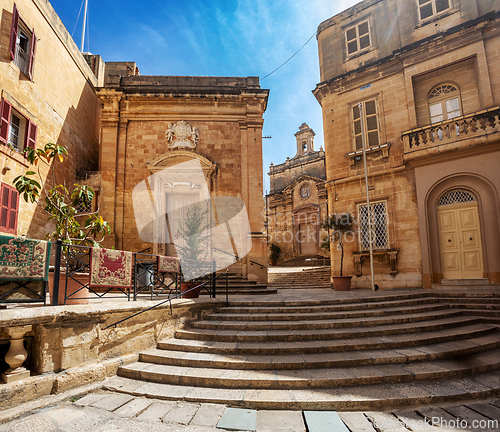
[322, 213, 355, 276]
[175, 204, 210, 262]
[13, 143, 110, 246]
[269, 242, 281, 264]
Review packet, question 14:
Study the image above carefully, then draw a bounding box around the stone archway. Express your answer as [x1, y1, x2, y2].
[425, 174, 500, 284]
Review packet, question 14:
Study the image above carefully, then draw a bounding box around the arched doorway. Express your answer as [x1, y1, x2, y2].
[147, 151, 217, 257]
[437, 189, 484, 280]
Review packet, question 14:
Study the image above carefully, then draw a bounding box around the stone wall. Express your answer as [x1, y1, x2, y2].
[0, 298, 224, 409]
[0, 0, 101, 239]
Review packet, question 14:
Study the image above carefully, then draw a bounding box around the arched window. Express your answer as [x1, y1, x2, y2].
[428, 84, 462, 124]
[438, 189, 477, 207]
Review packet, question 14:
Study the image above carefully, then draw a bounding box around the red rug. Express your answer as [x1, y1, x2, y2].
[89, 248, 133, 288]
[157, 255, 180, 273]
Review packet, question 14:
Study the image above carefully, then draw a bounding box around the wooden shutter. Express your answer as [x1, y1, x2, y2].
[0, 99, 12, 145]
[28, 29, 36, 80]
[0, 184, 18, 234]
[25, 120, 37, 149]
[9, 4, 19, 61]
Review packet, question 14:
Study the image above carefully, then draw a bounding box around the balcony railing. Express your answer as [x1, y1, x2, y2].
[14, 44, 29, 77]
[402, 106, 500, 157]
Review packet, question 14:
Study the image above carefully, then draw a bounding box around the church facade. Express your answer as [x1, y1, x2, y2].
[267, 123, 328, 265]
[98, 68, 269, 283]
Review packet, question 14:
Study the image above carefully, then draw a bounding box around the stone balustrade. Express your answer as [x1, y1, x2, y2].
[1, 325, 32, 383]
[402, 106, 500, 159]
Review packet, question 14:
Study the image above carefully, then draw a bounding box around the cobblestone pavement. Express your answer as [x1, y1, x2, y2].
[0, 389, 499, 431]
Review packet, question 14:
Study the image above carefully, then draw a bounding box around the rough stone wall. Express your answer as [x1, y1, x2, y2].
[0, 0, 100, 239]
[0, 299, 223, 409]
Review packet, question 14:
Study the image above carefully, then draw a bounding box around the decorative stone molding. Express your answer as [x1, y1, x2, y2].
[352, 249, 399, 277]
[1, 325, 32, 383]
[166, 121, 199, 149]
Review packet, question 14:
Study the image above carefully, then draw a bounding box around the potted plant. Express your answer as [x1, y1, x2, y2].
[322, 212, 355, 291]
[175, 204, 210, 298]
[13, 143, 111, 304]
[269, 242, 281, 266]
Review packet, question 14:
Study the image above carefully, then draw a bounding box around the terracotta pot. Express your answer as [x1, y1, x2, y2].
[332, 275, 352, 291]
[180, 282, 201, 299]
[49, 272, 89, 305]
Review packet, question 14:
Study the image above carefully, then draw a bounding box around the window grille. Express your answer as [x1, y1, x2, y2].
[358, 201, 389, 250]
[438, 190, 477, 207]
[75, 199, 92, 214]
[429, 84, 458, 99]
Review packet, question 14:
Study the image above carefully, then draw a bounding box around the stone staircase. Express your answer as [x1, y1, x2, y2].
[268, 266, 331, 289]
[106, 291, 500, 410]
[201, 274, 277, 296]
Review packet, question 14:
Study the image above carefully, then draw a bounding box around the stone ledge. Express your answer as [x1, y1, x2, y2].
[0, 297, 224, 327]
[0, 353, 138, 411]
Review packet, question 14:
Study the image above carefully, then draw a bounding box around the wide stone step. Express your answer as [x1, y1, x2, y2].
[204, 303, 448, 322]
[140, 333, 500, 370]
[175, 316, 483, 342]
[104, 371, 500, 410]
[188, 309, 464, 331]
[224, 292, 433, 308]
[118, 348, 500, 389]
[219, 296, 440, 315]
[158, 323, 497, 355]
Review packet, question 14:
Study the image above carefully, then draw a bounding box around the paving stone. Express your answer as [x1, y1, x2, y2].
[217, 407, 257, 431]
[113, 397, 153, 418]
[45, 406, 86, 425]
[3, 416, 57, 432]
[91, 393, 135, 411]
[466, 401, 500, 420]
[161, 402, 199, 425]
[364, 412, 410, 431]
[73, 392, 105, 407]
[189, 403, 226, 427]
[338, 412, 377, 432]
[441, 405, 492, 428]
[255, 410, 306, 432]
[135, 401, 177, 422]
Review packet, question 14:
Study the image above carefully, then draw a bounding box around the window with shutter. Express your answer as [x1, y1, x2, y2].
[0, 183, 19, 234]
[9, 4, 36, 80]
[0, 98, 37, 152]
[0, 99, 12, 144]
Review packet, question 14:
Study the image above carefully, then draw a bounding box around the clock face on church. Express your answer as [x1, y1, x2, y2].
[300, 184, 311, 199]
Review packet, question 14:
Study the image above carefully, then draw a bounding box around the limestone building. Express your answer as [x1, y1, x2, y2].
[315, 0, 500, 288]
[267, 123, 328, 265]
[0, 0, 103, 239]
[98, 71, 269, 283]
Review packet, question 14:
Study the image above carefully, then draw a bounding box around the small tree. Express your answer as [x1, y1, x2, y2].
[175, 204, 210, 262]
[322, 212, 355, 277]
[13, 143, 110, 246]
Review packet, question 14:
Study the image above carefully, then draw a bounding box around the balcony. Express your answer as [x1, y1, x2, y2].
[14, 44, 29, 77]
[402, 106, 500, 161]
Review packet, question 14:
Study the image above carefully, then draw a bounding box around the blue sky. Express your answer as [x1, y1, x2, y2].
[49, 0, 359, 193]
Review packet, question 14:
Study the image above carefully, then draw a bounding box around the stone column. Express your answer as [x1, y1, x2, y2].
[1, 325, 32, 383]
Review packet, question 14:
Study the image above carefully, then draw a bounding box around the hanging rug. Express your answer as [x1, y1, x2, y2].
[89, 248, 133, 288]
[0, 235, 51, 281]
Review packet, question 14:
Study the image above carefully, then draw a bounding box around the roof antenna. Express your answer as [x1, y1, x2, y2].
[80, 0, 88, 52]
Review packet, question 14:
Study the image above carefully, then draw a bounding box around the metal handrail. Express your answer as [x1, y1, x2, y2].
[104, 271, 229, 329]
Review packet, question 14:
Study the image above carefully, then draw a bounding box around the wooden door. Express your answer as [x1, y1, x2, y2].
[438, 201, 483, 279]
[298, 222, 317, 255]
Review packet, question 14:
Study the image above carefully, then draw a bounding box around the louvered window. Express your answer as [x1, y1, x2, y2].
[0, 98, 37, 152]
[352, 100, 380, 150]
[0, 183, 19, 234]
[9, 3, 37, 80]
